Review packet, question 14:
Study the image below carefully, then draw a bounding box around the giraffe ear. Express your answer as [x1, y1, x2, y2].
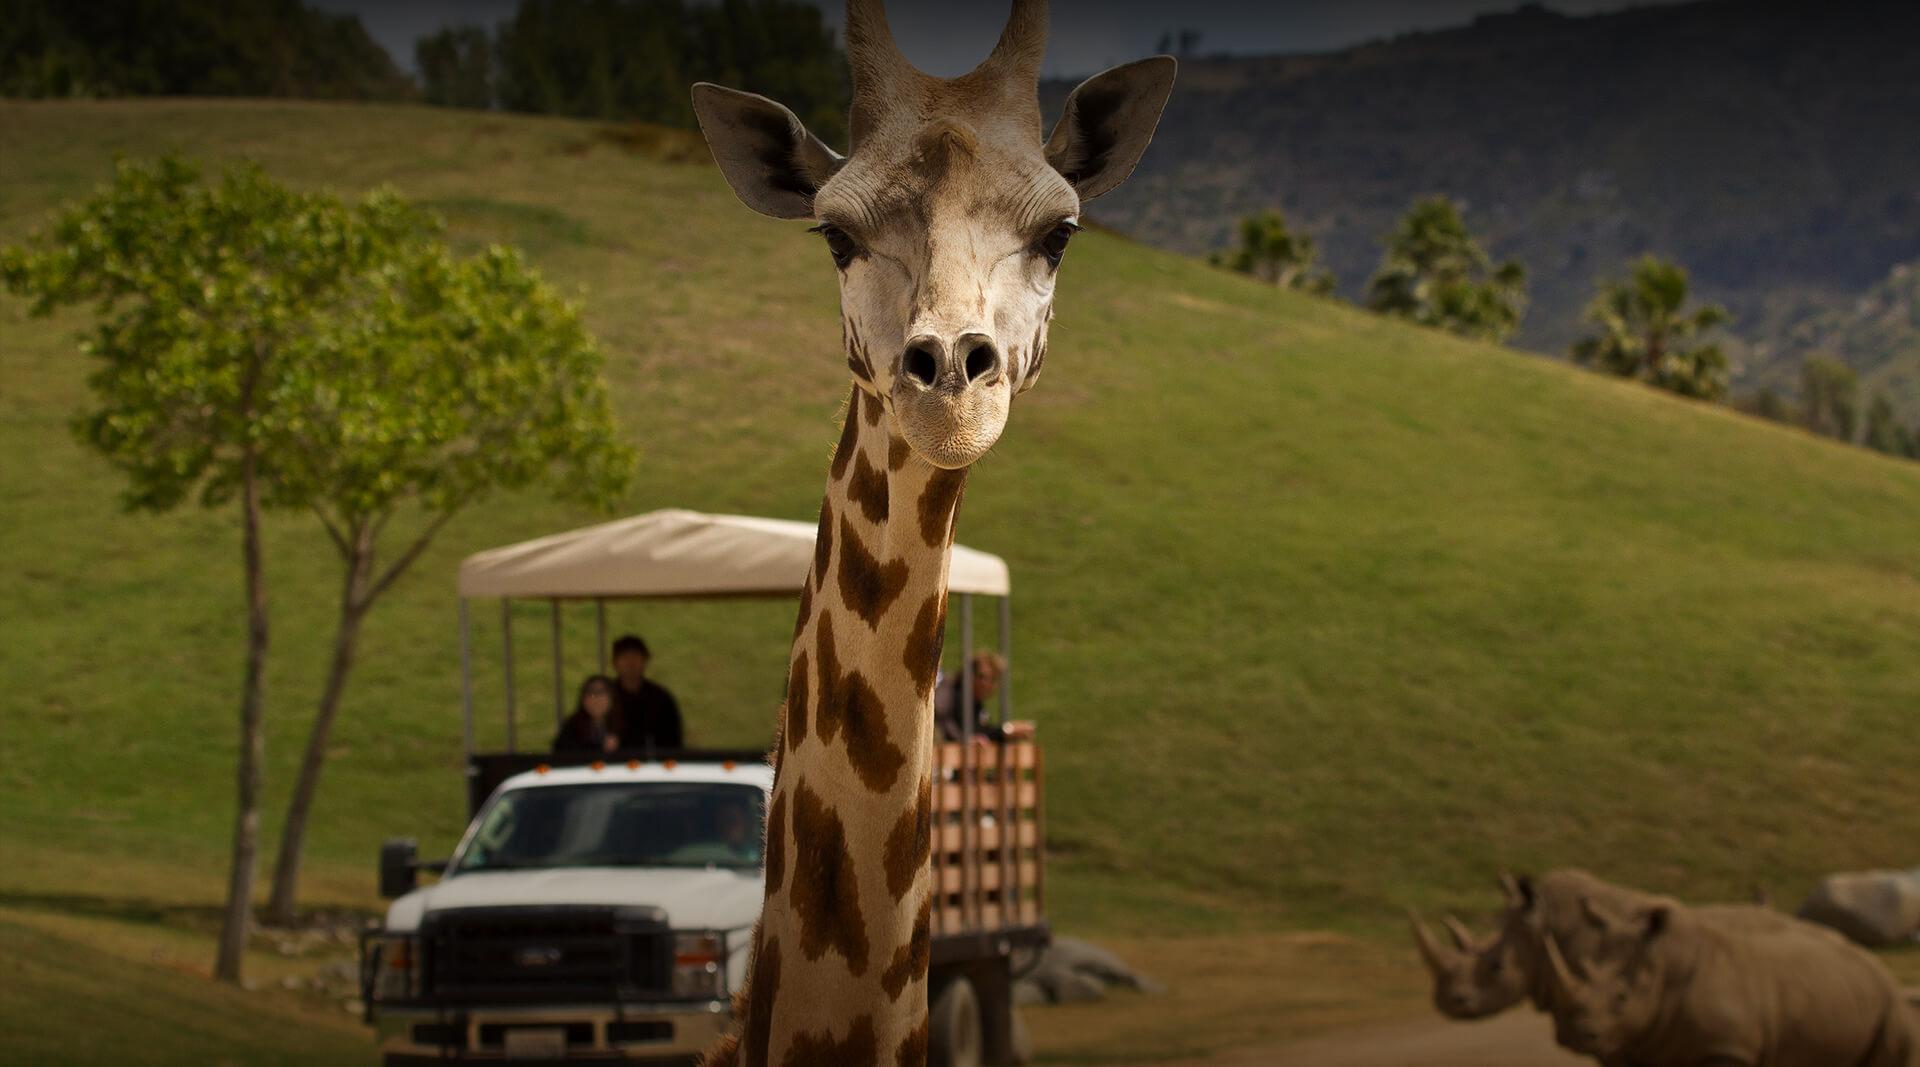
[1044, 56, 1176, 201]
[691, 83, 843, 220]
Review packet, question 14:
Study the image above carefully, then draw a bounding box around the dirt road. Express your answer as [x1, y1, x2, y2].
[1166, 1010, 1587, 1067]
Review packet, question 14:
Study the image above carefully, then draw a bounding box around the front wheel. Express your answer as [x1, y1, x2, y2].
[929, 975, 983, 1067]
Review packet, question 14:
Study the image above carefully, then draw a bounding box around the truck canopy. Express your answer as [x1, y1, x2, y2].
[457, 508, 1011, 600]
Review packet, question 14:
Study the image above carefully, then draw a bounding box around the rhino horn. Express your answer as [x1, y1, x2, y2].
[1441, 913, 1479, 952]
[1541, 931, 1584, 997]
[1409, 910, 1457, 975]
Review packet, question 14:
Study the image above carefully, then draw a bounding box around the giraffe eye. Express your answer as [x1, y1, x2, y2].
[813, 224, 860, 269]
[1036, 221, 1078, 267]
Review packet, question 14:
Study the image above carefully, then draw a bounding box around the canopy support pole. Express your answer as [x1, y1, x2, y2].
[958, 593, 975, 929]
[997, 595, 1012, 726]
[596, 600, 608, 674]
[550, 599, 565, 729]
[501, 599, 517, 753]
[459, 599, 474, 760]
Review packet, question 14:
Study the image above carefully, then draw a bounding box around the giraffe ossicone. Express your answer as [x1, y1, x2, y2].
[691, 2, 1173, 1063]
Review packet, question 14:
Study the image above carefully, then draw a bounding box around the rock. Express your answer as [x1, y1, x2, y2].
[1795, 869, 1920, 948]
[1044, 970, 1107, 1004]
[1018, 936, 1164, 1004]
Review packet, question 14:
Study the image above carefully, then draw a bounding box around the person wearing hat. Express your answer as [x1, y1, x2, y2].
[610, 634, 683, 751]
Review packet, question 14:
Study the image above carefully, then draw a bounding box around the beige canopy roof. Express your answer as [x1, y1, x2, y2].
[457, 508, 1011, 600]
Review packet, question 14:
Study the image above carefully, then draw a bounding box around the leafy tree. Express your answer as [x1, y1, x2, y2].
[1366, 196, 1527, 342]
[417, 25, 493, 109]
[1571, 256, 1730, 400]
[0, 0, 411, 100]
[1738, 387, 1793, 424]
[490, 0, 847, 144]
[1, 157, 417, 982]
[2, 156, 637, 963]
[1799, 354, 1858, 441]
[1215, 210, 1335, 294]
[262, 238, 635, 924]
[1862, 391, 1915, 459]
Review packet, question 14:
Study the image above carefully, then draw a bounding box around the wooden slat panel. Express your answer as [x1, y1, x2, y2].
[937, 861, 1041, 895]
[933, 821, 1039, 852]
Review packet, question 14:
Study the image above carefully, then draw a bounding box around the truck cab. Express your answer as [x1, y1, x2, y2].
[367, 759, 769, 1063]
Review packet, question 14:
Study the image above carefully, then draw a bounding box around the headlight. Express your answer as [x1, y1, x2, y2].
[671, 932, 725, 999]
[374, 934, 420, 1000]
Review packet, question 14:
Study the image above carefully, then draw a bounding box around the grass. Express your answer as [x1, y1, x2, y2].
[2, 98, 1918, 1061]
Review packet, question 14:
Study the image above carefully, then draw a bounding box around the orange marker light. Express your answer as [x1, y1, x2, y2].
[627, 759, 641, 770]
[722, 760, 736, 771]
[590, 760, 605, 771]
[663, 759, 678, 770]
[535, 764, 551, 775]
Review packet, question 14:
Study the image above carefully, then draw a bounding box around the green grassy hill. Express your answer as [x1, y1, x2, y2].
[4, 98, 1918, 967]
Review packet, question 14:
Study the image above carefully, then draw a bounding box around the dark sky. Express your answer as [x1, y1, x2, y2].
[314, 0, 1691, 79]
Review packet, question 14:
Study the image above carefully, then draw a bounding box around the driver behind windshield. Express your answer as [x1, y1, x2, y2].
[665, 798, 760, 868]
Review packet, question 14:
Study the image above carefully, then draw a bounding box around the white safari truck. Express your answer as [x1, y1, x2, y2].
[363, 510, 1047, 1067]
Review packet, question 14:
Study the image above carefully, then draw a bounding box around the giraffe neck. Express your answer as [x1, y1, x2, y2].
[739, 383, 965, 1064]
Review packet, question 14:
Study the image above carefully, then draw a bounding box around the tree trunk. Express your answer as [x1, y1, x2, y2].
[263, 525, 374, 925]
[215, 445, 270, 984]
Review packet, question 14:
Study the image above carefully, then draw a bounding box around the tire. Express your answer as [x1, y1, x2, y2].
[1005, 1006, 1033, 1065]
[929, 975, 984, 1067]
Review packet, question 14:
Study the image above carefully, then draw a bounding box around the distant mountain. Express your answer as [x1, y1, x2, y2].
[1049, 0, 1920, 408]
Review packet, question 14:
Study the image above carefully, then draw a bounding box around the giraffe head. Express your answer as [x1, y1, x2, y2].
[693, 0, 1174, 469]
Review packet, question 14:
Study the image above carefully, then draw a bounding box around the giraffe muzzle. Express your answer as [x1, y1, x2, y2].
[891, 332, 1009, 469]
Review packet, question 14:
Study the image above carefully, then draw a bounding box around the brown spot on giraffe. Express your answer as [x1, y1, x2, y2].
[917, 468, 968, 548]
[895, 1017, 929, 1067]
[860, 387, 883, 427]
[791, 580, 812, 642]
[783, 651, 810, 753]
[780, 1015, 877, 1067]
[810, 501, 833, 594]
[882, 775, 932, 902]
[846, 320, 874, 385]
[830, 393, 860, 482]
[846, 451, 890, 525]
[763, 788, 789, 895]
[740, 932, 780, 1067]
[788, 781, 870, 976]
[837, 516, 909, 626]
[901, 593, 947, 699]
[877, 889, 932, 1000]
[814, 614, 906, 793]
[887, 435, 911, 472]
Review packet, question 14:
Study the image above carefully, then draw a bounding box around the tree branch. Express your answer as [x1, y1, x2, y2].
[312, 504, 350, 557]
[363, 499, 470, 606]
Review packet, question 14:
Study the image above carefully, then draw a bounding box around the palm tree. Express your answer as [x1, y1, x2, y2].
[1572, 256, 1729, 400]
[1366, 196, 1527, 341]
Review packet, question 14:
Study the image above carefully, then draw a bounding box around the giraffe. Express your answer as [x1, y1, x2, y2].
[690, 2, 1173, 1062]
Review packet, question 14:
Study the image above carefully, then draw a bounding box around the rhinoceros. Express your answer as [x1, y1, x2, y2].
[1540, 896, 1919, 1067]
[1412, 870, 1687, 1020]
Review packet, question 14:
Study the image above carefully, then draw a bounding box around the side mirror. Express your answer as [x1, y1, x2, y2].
[380, 837, 419, 899]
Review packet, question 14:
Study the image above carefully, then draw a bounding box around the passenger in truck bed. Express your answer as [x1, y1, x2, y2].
[934, 651, 1035, 745]
[609, 634, 684, 751]
[552, 674, 623, 754]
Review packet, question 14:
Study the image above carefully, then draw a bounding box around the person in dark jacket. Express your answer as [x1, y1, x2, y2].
[933, 651, 1034, 744]
[610, 634, 683, 750]
[553, 675, 623, 754]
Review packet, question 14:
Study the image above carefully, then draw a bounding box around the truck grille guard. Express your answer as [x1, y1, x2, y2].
[361, 905, 742, 1018]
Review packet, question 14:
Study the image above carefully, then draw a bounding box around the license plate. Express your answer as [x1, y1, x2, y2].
[502, 1027, 568, 1058]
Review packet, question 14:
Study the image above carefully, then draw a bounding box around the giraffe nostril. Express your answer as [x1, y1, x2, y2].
[903, 345, 939, 386]
[962, 340, 998, 383]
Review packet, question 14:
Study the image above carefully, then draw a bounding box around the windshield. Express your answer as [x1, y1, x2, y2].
[455, 782, 765, 873]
